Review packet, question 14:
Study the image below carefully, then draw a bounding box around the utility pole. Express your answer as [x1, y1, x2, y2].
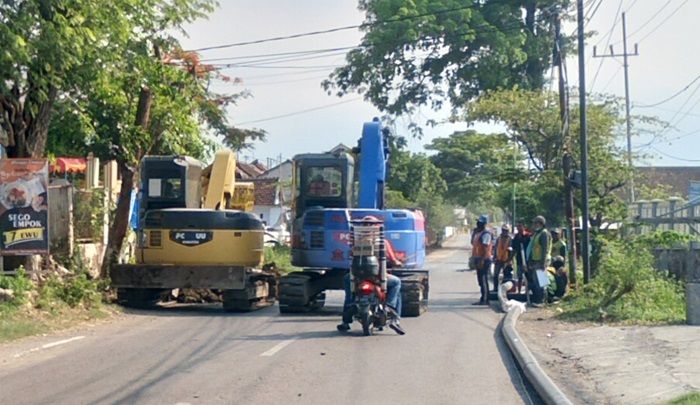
[576, 0, 591, 284]
[554, 12, 577, 286]
[593, 12, 639, 202]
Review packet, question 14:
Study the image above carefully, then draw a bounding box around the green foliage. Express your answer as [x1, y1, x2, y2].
[264, 245, 297, 274]
[666, 392, 700, 405]
[0, 267, 33, 306]
[325, 0, 569, 119]
[633, 230, 697, 250]
[73, 189, 107, 241]
[427, 130, 524, 209]
[385, 136, 455, 240]
[37, 273, 104, 310]
[560, 239, 686, 324]
[464, 90, 641, 227]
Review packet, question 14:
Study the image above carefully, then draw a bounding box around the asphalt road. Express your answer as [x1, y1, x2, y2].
[0, 235, 538, 405]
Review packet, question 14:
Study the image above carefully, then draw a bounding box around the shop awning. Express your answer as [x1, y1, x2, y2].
[51, 157, 87, 173]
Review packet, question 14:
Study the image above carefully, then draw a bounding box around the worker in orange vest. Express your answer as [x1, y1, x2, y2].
[493, 224, 513, 293]
[470, 214, 493, 305]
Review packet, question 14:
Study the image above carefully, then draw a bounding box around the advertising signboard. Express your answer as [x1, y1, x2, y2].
[0, 159, 49, 255]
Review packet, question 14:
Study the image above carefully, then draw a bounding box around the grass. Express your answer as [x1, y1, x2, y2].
[0, 303, 116, 343]
[264, 245, 299, 274]
[0, 269, 117, 343]
[666, 392, 700, 405]
[558, 237, 686, 325]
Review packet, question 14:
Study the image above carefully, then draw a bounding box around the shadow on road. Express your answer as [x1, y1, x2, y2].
[120, 303, 279, 318]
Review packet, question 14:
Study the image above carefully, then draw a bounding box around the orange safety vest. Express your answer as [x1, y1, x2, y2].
[495, 235, 512, 262]
[472, 229, 493, 260]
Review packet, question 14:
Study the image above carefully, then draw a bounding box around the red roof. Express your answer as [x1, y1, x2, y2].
[51, 157, 87, 173]
[250, 178, 280, 205]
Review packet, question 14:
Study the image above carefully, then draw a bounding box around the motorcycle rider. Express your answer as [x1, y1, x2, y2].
[337, 218, 405, 335]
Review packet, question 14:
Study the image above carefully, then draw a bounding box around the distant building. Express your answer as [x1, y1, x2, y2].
[236, 159, 267, 179]
[636, 166, 700, 200]
[328, 143, 351, 154]
[249, 178, 286, 228]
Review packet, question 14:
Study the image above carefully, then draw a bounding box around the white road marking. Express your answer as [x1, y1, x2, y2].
[260, 339, 296, 357]
[12, 336, 85, 359]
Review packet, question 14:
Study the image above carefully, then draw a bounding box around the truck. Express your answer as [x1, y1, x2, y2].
[278, 119, 429, 317]
[110, 150, 277, 311]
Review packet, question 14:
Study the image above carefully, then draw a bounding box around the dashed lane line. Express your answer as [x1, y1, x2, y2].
[12, 336, 86, 359]
[260, 339, 296, 357]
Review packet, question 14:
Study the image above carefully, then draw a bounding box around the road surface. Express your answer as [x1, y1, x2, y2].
[0, 234, 539, 405]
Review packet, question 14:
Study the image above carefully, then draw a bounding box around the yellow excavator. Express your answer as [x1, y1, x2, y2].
[110, 150, 276, 311]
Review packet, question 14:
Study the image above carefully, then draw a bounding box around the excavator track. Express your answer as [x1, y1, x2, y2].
[400, 274, 429, 317]
[222, 274, 277, 312]
[278, 271, 325, 313]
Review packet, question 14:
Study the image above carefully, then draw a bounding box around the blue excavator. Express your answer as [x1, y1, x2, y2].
[278, 119, 429, 316]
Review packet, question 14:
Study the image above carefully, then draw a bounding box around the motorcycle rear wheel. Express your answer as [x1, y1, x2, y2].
[360, 310, 373, 336]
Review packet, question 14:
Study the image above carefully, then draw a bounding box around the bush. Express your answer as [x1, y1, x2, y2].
[37, 273, 103, 311]
[264, 245, 297, 274]
[0, 267, 33, 306]
[560, 238, 686, 324]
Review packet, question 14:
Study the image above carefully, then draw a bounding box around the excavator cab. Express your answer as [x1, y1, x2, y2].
[291, 152, 355, 220]
[138, 155, 203, 216]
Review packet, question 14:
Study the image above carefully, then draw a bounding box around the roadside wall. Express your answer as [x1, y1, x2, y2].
[653, 242, 700, 282]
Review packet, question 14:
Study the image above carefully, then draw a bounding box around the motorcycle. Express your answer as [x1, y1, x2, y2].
[347, 217, 395, 336]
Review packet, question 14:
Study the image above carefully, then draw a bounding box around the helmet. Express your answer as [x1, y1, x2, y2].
[552, 256, 565, 268]
[551, 228, 560, 235]
[533, 215, 546, 226]
[477, 214, 488, 224]
[501, 224, 510, 232]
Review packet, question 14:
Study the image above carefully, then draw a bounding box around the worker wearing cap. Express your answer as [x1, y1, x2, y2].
[493, 224, 513, 293]
[526, 215, 552, 306]
[470, 214, 493, 305]
[551, 228, 567, 266]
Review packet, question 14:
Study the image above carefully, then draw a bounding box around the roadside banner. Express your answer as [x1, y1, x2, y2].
[0, 159, 49, 255]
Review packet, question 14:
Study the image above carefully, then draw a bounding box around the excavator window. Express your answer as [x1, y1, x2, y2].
[148, 177, 182, 199]
[306, 167, 341, 197]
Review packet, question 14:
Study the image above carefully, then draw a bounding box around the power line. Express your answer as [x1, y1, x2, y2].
[589, 0, 624, 91]
[625, 0, 672, 39]
[200, 46, 358, 63]
[190, 2, 503, 52]
[212, 64, 343, 70]
[651, 146, 700, 162]
[635, 73, 700, 108]
[637, 0, 689, 43]
[236, 97, 362, 126]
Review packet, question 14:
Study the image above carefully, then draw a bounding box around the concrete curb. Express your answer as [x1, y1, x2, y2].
[501, 304, 573, 405]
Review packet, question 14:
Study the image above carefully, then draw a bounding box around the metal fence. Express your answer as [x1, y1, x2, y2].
[629, 198, 700, 235]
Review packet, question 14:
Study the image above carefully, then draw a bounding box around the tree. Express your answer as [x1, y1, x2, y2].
[426, 130, 524, 208]
[0, 0, 138, 157]
[465, 89, 650, 228]
[324, 0, 569, 118]
[86, 42, 261, 277]
[385, 135, 452, 240]
[32, 1, 264, 276]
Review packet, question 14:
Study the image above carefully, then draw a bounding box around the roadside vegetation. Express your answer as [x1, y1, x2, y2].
[0, 267, 115, 343]
[264, 245, 298, 274]
[558, 231, 690, 324]
[665, 392, 700, 405]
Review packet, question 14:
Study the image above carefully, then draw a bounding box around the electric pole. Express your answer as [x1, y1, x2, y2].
[593, 12, 639, 202]
[576, 0, 591, 284]
[554, 12, 577, 287]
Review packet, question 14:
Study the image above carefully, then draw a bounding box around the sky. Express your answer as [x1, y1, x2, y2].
[179, 0, 700, 167]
